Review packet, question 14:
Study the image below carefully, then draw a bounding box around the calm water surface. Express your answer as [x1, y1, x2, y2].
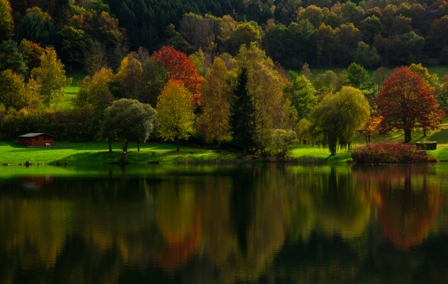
[1, 164, 448, 283]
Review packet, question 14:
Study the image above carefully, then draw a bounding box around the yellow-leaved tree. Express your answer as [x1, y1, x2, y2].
[30, 47, 71, 107]
[196, 57, 232, 152]
[157, 79, 195, 151]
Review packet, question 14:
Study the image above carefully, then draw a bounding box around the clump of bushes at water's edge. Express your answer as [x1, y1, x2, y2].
[351, 143, 436, 164]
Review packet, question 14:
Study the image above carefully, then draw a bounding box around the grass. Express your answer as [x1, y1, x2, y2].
[0, 141, 241, 166]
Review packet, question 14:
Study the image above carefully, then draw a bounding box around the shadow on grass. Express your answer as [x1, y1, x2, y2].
[428, 129, 448, 144]
[0, 141, 27, 148]
[53, 151, 122, 165]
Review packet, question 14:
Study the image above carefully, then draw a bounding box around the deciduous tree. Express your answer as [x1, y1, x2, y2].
[0, 0, 13, 40]
[157, 79, 195, 151]
[18, 39, 44, 72]
[378, 67, 445, 143]
[30, 47, 71, 107]
[152, 46, 204, 105]
[0, 69, 30, 110]
[311, 86, 370, 155]
[74, 67, 115, 115]
[101, 98, 157, 154]
[196, 58, 231, 152]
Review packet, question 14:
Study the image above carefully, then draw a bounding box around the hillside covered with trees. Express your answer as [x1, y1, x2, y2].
[1, 0, 448, 155]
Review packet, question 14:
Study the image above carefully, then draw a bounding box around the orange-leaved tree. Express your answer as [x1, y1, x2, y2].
[152, 45, 204, 106]
[378, 66, 445, 143]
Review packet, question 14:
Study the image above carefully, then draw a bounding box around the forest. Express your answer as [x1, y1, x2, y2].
[1, 0, 448, 155]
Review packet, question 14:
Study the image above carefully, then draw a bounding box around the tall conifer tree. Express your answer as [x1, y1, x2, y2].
[230, 68, 256, 153]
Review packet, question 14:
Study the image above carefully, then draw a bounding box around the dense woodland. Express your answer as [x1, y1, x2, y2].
[1, 0, 448, 154]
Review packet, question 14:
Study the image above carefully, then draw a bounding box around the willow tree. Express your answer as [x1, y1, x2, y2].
[311, 86, 370, 156]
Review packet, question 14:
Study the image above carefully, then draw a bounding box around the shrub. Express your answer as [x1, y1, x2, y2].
[351, 143, 436, 164]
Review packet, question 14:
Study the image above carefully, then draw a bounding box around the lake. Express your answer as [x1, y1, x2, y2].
[1, 163, 448, 283]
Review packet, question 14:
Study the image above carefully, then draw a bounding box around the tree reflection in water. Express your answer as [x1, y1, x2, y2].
[0, 164, 447, 283]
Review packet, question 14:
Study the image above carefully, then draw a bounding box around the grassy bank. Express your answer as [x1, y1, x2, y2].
[3, 124, 448, 166]
[0, 140, 345, 166]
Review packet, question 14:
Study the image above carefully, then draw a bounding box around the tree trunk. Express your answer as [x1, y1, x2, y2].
[404, 130, 412, 143]
[119, 139, 129, 165]
[123, 139, 129, 152]
[328, 134, 337, 156]
[217, 138, 221, 153]
[137, 140, 140, 151]
[108, 138, 112, 153]
[176, 136, 180, 151]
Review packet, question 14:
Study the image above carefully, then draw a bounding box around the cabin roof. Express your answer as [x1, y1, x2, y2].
[18, 133, 56, 138]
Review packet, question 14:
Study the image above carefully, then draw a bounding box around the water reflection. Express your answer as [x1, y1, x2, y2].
[0, 164, 447, 283]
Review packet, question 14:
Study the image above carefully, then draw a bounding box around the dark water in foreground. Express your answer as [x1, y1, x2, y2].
[1, 164, 448, 283]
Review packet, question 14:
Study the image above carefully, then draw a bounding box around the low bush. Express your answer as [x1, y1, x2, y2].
[351, 143, 436, 163]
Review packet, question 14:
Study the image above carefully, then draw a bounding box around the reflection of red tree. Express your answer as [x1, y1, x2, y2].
[379, 185, 444, 251]
[152, 208, 202, 271]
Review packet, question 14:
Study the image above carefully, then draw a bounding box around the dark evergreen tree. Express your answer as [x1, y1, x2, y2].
[229, 68, 256, 153]
[0, 40, 27, 78]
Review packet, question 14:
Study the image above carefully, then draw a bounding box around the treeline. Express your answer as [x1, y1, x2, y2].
[2, 0, 448, 71]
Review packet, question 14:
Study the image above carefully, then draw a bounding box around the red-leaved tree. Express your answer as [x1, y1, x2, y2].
[378, 66, 445, 143]
[152, 46, 204, 105]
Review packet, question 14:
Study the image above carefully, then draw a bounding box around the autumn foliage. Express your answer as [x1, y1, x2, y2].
[152, 46, 204, 105]
[378, 67, 445, 143]
[351, 143, 436, 164]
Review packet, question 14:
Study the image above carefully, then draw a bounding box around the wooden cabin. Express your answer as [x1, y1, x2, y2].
[18, 133, 55, 147]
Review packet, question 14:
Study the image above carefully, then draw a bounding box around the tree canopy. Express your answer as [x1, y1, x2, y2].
[311, 86, 370, 155]
[378, 66, 445, 143]
[101, 98, 157, 153]
[156, 79, 195, 151]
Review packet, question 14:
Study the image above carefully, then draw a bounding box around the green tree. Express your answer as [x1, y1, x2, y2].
[196, 57, 232, 152]
[284, 71, 317, 121]
[353, 41, 380, 68]
[157, 79, 195, 151]
[18, 39, 44, 72]
[311, 86, 370, 155]
[74, 67, 115, 117]
[347, 62, 371, 92]
[359, 15, 385, 45]
[229, 68, 256, 153]
[101, 98, 157, 154]
[0, 0, 13, 40]
[0, 40, 27, 77]
[17, 7, 56, 46]
[334, 23, 361, 66]
[229, 22, 262, 55]
[0, 69, 30, 110]
[57, 25, 90, 69]
[235, 43, 285, 153]
[163, 23, 193, 55]
[115, 52, 143, 99]
[30, 47, 71, 107]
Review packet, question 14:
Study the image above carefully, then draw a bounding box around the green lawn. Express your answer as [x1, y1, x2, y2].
[0, 141, 239, 165]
